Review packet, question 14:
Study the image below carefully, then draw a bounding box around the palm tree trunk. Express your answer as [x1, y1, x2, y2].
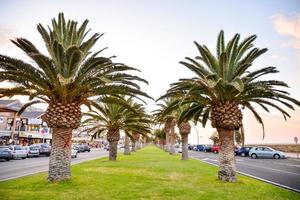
[107, 129, 120, 161]
[109, 141, 118, 160]
[181, 133, 188, 160]
[217, 128, 236, 182]
[124, 134, 131, 155]
[136, 140, 141, 150]
[169, 124, 176, 155]
[164, 127, 170, 152]
[131, 139, 136, 152]
[48, 128, 72, 182]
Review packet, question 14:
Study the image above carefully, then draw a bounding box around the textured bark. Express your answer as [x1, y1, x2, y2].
[181, 134, 189, 160]
[124, 134, 131, 155]
[107, 128, 120, 161]
[109, 141, 118, 160]
[169, 119, 176, 155]
[42, 103, 81, 129]
[164, 127, 170, 152]
[131, 140, 136, 152]
[179, 121, 191, 160]
[136, 141, 141, 150]
[217, 128, 236, 182]
[211, 102, 242, 130]
[48, 128, 72, 182]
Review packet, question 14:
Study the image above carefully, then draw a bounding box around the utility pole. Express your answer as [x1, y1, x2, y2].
[294, 137, 299, 159]
[194, 123, 199, 145]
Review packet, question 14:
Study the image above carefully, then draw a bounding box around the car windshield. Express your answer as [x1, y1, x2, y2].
[264, 147, 274, 151]
[15, 146, 23, 150]
[30, 147, 38, 150]
[41, 144, 49, 148]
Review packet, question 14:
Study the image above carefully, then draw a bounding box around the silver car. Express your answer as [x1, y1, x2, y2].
[249, 147, 286, 159]
[9, 145, 27, 159]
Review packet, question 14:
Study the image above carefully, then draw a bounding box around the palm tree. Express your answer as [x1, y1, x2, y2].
[83, 97, 151, 160]
[153, 99, 177, 154]
[0, 13, 150, 182]
[160, 30, 300, 182]
[155, 98, 192, 160]
[153, 129, 166, 148]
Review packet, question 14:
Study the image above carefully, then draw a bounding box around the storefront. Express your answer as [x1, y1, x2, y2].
[18, 132, 52, 146]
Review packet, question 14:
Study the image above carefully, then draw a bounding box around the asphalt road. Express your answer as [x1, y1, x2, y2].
[0, 149, 108, 181]
[189, 151, 300, 192]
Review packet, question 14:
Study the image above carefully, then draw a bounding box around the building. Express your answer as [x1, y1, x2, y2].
[0, 100, 52, 145]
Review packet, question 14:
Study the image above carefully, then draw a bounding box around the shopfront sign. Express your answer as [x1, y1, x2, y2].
[28, 118, 42, 125]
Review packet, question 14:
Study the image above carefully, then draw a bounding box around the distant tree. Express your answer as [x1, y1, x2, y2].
[209, 131, 219, 145]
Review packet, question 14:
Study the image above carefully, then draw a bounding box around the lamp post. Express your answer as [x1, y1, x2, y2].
[194, 123, 199, 145]
[294, 137, 299, 159]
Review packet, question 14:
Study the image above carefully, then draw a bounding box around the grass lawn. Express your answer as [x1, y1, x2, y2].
[0, 146, 299, 200]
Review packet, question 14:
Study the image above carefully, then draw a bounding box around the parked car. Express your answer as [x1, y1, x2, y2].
[188, 144, 194, 150]
[72, 144, 80, 153]
[31, 143, 51, 156]
[0, 146, 12, 161]
[71, 146, 78, 158]
[236, 147, 253, 157]
[83, 144, 91, 152]
[234, 146, 240, 155]
[9, 145, 27, 159]
[204, 145, 212, 152]
[74, 144, 85, 152]
[249, 147, 286, 159]
[195, 145, 206, 151]
[104, 145, 109, 151]
[212, 145, 219, 153]
[24, 146, 40, 157]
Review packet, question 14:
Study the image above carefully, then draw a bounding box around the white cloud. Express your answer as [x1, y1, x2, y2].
[271, 13, 300, 59]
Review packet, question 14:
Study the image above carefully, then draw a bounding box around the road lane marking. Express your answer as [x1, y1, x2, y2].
[0, 153, 108, 182]
[191, 156, 300, 193]
[238, 162, 300, 176]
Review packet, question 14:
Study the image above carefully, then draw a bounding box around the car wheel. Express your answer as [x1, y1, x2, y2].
[241, 153, 245, 157]
[274, 154, 280, 159]
[75, 154, 77, 158]
[22, 157, 26, 159]
[5, 158, 10, 161]
[46, 154, 50, 157]
[251, 154, 257, 159]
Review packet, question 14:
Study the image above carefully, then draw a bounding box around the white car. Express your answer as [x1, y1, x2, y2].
[9, 145, 27, 159]
[71, 146, 78, 158]
[24, 146, 40, 157]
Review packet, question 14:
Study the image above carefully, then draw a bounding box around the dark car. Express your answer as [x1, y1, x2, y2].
[204, 145, 212, 152]
[195, 145, 206, 151]
[236, 147, 253, 157]
[104, 145, 109, 151]
[0, 146, 12, 161]
[83, 144, 91, 152]
[31, 143, 51, 156]
[73, 144, 84, 153]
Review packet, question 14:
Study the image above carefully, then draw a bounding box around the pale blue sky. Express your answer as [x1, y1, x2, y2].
[0, 0, 299, 143]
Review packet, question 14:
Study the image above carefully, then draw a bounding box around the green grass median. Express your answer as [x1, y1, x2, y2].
[0, 146, 299, 200]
